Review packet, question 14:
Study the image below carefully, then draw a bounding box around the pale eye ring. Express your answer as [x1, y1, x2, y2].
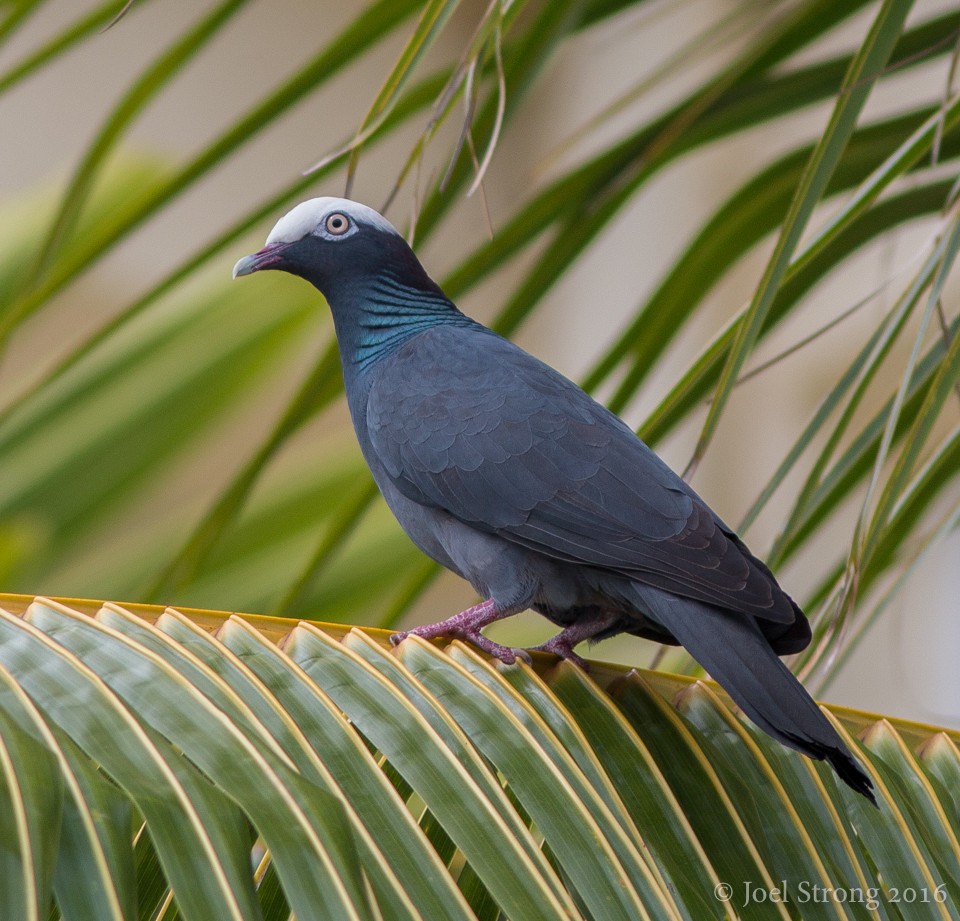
[325, 212, 350, 235]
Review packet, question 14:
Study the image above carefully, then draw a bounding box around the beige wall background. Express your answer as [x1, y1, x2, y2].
[1, 0, 956, 728]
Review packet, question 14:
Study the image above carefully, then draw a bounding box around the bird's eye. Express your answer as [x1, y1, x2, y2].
[325, 212, 350, 235]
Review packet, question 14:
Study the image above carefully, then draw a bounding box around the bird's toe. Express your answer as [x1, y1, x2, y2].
[529, 637, 590, 670]
[459, 631, 524, 665]
[390, 625, 524, 666]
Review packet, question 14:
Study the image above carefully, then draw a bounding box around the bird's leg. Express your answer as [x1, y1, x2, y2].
[528, 611, 622, 670]
[390, 599, 530, 664]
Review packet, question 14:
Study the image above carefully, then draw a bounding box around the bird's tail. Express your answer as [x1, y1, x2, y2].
[635, 585, 876, 804]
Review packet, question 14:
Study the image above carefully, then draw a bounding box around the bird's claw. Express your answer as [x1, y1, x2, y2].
[528, 637, 590, 670]
[390, 627, 530, 666]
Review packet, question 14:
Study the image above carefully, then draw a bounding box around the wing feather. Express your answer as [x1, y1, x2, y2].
[368, 326, 794, 622]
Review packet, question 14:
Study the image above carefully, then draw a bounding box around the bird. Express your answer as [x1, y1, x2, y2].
[234, 196, 875, 803]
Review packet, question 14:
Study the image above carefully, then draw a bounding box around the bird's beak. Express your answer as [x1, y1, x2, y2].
[232, 242, 289, 278]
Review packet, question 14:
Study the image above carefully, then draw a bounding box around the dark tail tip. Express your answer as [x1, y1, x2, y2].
[827, 748, 877, 806]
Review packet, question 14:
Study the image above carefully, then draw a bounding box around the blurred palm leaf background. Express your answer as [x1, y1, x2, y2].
[0, 0, 957, 719]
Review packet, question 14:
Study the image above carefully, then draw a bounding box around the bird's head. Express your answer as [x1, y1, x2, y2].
[232, 197, 438, 301]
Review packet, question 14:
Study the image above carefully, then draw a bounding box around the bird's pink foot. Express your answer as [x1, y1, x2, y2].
[390, 598, 529, 665]
[528, 612, 621, 670]
[528, 635, 590, 670]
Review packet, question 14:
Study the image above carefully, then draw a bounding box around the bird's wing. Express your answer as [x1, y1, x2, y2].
[367, 325, 795, 622]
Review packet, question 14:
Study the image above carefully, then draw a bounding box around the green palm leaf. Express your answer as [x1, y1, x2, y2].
[0, 594, 957, 921]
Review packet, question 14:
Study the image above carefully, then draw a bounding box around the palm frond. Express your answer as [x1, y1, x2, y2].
[1, 595, 958, 921]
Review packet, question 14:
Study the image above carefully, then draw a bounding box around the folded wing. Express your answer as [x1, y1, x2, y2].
[368, 325, 795, 623]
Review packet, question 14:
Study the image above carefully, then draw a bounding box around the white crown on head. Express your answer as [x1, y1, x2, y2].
[266, 197, 400, 244]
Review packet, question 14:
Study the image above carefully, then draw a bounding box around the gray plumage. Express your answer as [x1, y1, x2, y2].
[234, 196, 874, 803]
